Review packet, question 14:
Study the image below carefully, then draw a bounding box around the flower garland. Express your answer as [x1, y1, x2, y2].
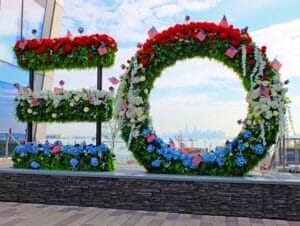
[12, 141, 114, 171]
[14, 87, 113, 123]
[115, 21, 287, 176]
[14, 34, 118, 71]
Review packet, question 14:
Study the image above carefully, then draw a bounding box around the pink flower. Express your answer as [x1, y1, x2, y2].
[31, 98, 40, 107]
[192, 153, 202, 165]
[87, 94, 93, 103]
[146, 134, 156, 143]
[260, 86, 270, 97]
[51, 145, 61, 154]
[22, 87, 28, 94]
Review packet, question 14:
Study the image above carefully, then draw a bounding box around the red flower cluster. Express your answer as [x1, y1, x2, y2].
[14, 34, 118, 59]
[136, 22, 253, 66]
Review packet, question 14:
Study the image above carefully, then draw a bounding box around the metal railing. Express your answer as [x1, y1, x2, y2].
[0, 131, 21, 158]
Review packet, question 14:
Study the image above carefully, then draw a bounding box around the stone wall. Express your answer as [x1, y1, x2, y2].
[0, 171, 299, 220]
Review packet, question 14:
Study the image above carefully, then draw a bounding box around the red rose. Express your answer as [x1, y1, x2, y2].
[72, 47, 77, 52]
[207, 33, 215, 40]
[21, 59, 27, 65]
[208, 44, 214, 49]
[265, 62, 271, 68]
[262, 75, 268, 80]
[31, 50, 36, 54]
[46, 55, 51, 61]
[87, 53, 93, 59]
[140, 59, 149, 66]
[53, 45, 60, 53]
[27, 39, 39, 49]
[230, 40, 240, 47]
[64, 44, 72, 53]
[127, 60, 131, 64]
[177, 33, 184, 39]
[15, 51, 21, 56]
[169, 34, 176, 41]
[219, 32, 228, 40]
[248, 59, 255, 66]
[246, 45, 252, 54]
[37, 46, 46, 54]
[261, 46, 267, 54]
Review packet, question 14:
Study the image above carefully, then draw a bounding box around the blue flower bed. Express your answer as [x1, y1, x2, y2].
[12, 141, 114, 171]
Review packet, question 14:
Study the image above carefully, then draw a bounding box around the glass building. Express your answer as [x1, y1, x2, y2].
[0, 0, 63, 140]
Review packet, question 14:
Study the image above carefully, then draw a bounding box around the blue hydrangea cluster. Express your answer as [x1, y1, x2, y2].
[253, 144, 264, 155]
[142, 129, 256, 171]
[30, 161, 40, 169]
[202, 148, 228, 167]
[15, 142, 39, 156]
[146, 144, 155, 153]
[235, 156, 247, 167]
[41, 142, 51, 155]
[63, 146, 84, 156]
[241, 130, 251, 139]
[238, 143, 246, 152]
[15, 141, 109, 158]
[69, 158, 78, 168]
[90, 157, 99, 167]
[151, 159, 161, 167]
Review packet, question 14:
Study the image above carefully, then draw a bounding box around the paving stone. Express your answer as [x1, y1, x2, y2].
[249, 218, 263, 223]
[0, 218, 25, 226]
[148, 219, 163, 226]
[54, 213, 86, 226]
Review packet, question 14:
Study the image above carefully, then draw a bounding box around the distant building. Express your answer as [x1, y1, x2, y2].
[0, 0, 63, 140]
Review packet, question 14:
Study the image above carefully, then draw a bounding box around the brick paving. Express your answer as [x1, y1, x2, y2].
[0, 202, 299, 226]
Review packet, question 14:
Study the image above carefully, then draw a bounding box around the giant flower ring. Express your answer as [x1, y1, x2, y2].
[115, 22, 287, 176]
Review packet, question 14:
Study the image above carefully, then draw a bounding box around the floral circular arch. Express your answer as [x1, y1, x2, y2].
[115, 22, 287, 176]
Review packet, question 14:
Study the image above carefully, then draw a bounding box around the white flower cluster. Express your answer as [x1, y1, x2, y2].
[245, 47, 287, 143]
[115, 55, 147, 141]
[241, 45, 247, 77]
[15, 88, 113, 109]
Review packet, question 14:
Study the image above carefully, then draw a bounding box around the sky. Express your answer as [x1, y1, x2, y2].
[46, 0, 300, 139]
[0, 0, 297, 139]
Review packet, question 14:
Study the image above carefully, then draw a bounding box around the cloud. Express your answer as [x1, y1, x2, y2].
[61, 0, 221, 43]
[251, 19, 300, 80]
[154, 0, 221, 17]
[154, 58, 241, 89]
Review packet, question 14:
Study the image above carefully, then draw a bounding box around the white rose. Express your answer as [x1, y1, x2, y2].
[144, 89, 148, 94]
[83, 107, 89, 112]
[74, 96, 80, 102]
[27, 108, 32, 114]
[140, 76, 145, 82]
[70, 102, 75, 107]
[52, 113, 57, 118]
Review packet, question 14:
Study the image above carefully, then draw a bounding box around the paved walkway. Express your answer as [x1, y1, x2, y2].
[0, 202, 299, 226]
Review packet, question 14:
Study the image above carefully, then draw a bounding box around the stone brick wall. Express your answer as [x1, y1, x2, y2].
[0, 171, 299, 220]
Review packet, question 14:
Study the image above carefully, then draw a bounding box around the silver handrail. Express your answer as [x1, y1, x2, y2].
[0, 132, 21, 158]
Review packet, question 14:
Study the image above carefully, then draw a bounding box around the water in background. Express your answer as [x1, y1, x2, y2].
[43, 137, 229, 164]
